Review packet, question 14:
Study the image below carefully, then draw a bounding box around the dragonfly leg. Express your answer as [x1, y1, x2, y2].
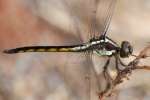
[118, 57, 128, 67]
[99, 58, 114, 98]
[115, 55, 121, 73]
[103, 58, 111, 79]
[115, 55, 131, 81]
[117, 56, 133, 78]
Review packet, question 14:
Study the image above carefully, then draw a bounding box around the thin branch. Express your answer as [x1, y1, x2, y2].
[98, 45, 150, 100]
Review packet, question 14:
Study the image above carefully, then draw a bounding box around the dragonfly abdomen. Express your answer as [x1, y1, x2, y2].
[4, 45, 90, 54]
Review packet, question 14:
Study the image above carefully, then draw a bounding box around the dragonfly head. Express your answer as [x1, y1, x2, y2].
[120, 41, 133, 58]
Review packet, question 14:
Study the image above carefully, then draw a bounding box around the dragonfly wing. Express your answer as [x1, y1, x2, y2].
[65, 0, 99, 42]
[4, 1, 99, 99]
[2, 0, 117, 99]
[89, 0, 117, 39]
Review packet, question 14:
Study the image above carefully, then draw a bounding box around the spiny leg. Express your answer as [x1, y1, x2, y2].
[101, 58, 114, 95]
[103, 58, 111, 80]
[101, 55, 128, 97]
[118, 56, 128, 67]
[115, 55, 121, 73]
[101, 55, 124, 96]
[103, 58, 113, 89]
[115, 55, 131, 81]
[102, 56, 121, 97]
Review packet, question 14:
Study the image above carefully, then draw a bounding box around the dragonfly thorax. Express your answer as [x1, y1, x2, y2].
[90, 37, 133, 58]
[90, 37, 119, 56]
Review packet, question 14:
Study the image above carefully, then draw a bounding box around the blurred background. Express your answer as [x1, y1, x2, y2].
[0, 0, 150, 100]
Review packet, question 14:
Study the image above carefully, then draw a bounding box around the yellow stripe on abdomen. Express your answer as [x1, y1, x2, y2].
[48, 48, 73, 52]
[36, 49, 47, 52]
[19, 47, 74, 52]
[26, 49, 35, 52]
[4, 46, 84, 54]
[58, 48, 72, 52]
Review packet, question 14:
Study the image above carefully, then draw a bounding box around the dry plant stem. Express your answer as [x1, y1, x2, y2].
[99, 45, 150, 100]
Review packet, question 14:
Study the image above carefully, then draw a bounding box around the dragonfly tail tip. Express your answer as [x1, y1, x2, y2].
[3, 49, 14, 54]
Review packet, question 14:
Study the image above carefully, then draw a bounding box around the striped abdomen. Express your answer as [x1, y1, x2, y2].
[3, 45, 89, 54]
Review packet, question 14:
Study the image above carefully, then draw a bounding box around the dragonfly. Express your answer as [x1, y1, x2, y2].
[3, 0, 134, 99]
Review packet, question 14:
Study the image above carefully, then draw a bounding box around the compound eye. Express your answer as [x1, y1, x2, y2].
[129, 45, 133, 54]
[120, 41, 132, 58]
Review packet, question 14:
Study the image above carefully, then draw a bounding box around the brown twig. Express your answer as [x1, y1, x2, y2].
[98, 45, 150, 100]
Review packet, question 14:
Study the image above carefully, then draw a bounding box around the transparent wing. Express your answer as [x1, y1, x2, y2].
[90, 0, 117, 39]
[1, 1, 98, 100]
[67, 0, 117, 41]
[2, 0, 118, 99]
